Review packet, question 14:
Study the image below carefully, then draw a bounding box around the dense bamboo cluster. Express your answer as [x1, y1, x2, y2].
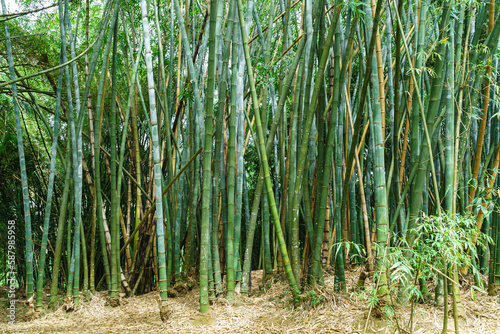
[1, 0, 500, 325]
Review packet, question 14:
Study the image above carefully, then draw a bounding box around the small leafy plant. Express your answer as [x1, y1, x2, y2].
[413, 212, 492, 287]
[288, 289, 325, 309]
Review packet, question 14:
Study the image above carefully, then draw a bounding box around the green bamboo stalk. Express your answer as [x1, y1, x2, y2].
[444, 21, 455, 215]
[93, 2, 120, 293]
[234, 69, 245, 286]
[435, 22, 456, 309]
[405, 2, 451, 241]
[258, 6, 276, 278]
[226, 21, 238, 303]
[153, 0, 173, 193]
[339, 0, 383, 262]
[113, 30, 144, 296]
[312, 14, 357, 285]
[363, 0, 390, 301]
[211, 0, 232, 297]
[468, 0, 497, 209]
[235, 0, 303, 296]
[73, 0, 115, 138]
[198, 0, 219, 312]
[80, 216, 89, 294]
[35, 48, 64, 310]
[1, 0, 34, 299]
[289, 3, 342, 286]
[174, 172, 185, 281]
[139, 0, 169, 313]
[240, 35, 306, 296]
[108, 15, 120, 303]
[63, 0, 85, 305]
[49, 147, 72, 308]
[84, 0, 96, 293]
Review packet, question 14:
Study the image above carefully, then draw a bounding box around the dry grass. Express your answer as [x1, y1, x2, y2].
[1, 268, 499, 333]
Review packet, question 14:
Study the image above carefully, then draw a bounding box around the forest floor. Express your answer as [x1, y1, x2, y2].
[1, 267, 499, 333]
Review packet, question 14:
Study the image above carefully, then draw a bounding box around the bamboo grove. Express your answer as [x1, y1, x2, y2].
[1, 0, 500, 323]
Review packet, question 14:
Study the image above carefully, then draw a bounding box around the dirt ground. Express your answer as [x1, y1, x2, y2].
[1, 267, 499, 333]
